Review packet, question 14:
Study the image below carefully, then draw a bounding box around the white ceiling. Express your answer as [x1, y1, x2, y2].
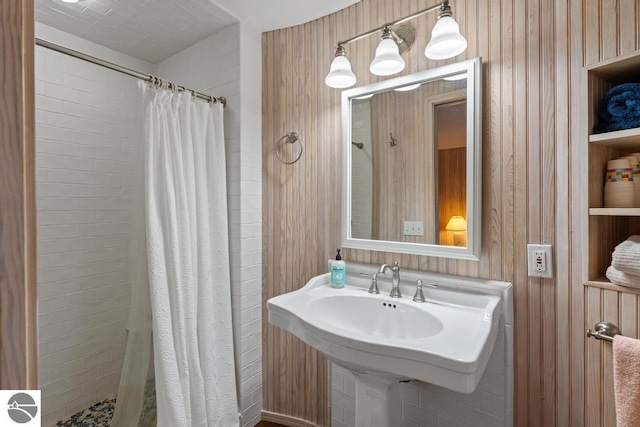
[213, 0, 359, 32]
[35, 0, 359, 63]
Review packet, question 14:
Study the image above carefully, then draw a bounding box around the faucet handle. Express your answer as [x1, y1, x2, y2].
[413, 279, 426, 302]
[413, 279, 437, 302]
[360, 272, 380, 294]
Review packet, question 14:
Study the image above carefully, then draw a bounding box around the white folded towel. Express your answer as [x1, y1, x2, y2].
[612, 235, 640, 276]
[606, 265, 640, 289]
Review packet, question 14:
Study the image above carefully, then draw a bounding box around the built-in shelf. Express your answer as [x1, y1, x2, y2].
[585, 51, 640, 291]
[587, 50, 640, 84]
[587, 277, 612, 286]
[589, 127, 640, 149]
[586, 278, 640, 295]
[589, 207, 640, 216]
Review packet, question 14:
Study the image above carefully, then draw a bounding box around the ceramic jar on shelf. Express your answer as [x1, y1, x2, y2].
[604, 158, 635, 208]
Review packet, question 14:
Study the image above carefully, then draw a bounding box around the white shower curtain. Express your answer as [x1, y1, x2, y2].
[139, 81, 238, 427]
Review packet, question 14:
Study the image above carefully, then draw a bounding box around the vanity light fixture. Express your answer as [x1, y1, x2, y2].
[369, 27, 405, 76]
[424, 3, 467, 60]
[325, 0, 467, 88]
[60, 0, 80, 3]
[325, 45, 357, 88]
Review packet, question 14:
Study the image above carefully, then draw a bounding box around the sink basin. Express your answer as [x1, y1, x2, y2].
[308, 294, 443, 340]
[268, 271, 503, 393]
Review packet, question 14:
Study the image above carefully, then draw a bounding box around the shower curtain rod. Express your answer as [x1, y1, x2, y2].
[35, 38, 226, 107]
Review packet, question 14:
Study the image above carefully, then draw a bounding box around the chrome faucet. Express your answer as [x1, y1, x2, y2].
[379, 262, 401, 298]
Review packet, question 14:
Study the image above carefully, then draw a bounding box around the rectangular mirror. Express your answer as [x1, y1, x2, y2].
[341, 57, 482, 260]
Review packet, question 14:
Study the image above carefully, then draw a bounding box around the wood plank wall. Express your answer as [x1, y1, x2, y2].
[584, 283, 640, 427]
[0, 0, 37, 389]
[370, 89, 436, 243]
[262, 0, 640, 425]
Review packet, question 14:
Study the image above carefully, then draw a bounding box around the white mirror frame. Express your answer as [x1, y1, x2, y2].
[341, 57, 482, 260]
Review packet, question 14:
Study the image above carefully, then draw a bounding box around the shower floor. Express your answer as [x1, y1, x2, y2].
[54, 399, 282, 427]
[55, 380, 156, 427]
[55, 398, 115, 427]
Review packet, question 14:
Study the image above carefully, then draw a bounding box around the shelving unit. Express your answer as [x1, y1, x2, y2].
[586, 51, 640, 283]
[589, 208, 640, 216]
[588, 127, 640, 148]
[585, 278, 640, 296]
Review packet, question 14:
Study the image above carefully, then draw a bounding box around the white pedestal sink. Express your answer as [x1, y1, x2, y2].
[267, 264, 511, 426]
[351, 372, 400, 427]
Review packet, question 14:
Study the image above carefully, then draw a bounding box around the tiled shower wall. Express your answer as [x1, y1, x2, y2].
[35, 20, 263, 427]
[350, 100, 373, 240]
[35, 24, 153, 426]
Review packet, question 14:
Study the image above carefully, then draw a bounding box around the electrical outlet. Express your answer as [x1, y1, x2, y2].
[403, 221, 424, 236]
[527, 244, 553, 278]
[534, 251, 546, 271]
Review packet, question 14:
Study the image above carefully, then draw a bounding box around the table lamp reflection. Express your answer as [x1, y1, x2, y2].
[445, 215, 467, 247]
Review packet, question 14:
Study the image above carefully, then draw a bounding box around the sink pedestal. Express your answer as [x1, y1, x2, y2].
[268, 270, 512, 427]
[352, 372, 401, 427]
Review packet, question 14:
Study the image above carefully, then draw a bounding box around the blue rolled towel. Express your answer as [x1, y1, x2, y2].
[594, 83, 640, 134]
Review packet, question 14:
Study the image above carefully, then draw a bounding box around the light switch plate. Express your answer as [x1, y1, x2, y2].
[403, 221, 424, 236]
[527, 244, 553, 279]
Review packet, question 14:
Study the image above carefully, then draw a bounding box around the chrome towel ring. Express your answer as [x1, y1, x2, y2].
[275, 132, 303, 165]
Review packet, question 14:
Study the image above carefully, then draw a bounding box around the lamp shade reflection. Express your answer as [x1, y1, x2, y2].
[445, 215, 467, 246]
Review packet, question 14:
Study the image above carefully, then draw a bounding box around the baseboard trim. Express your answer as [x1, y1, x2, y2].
[261, 410, 319, 427]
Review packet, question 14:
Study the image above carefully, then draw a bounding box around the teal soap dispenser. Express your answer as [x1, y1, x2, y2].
[330, 249, 346, 288]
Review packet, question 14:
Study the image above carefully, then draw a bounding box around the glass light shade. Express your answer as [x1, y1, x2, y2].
[369, 38, 405, 76]
[445, 215, 467, 231]
[394, 83, 422, 92]
[325, 55, 357, 88]
[425, 16, 468, 60]
[60, 0, 79, 3]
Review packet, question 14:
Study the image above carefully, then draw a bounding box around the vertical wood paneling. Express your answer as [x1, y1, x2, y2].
[568, 0, 586, 422]
[540, 0, 559, 422]
[585, 2, 602, 65]
[263, 0, 640, 425]
[554, 0, 571, 423]
[0, 0, 37, 389]
[584, 284, 640, 427]
[602, 290, 619, 424]
[619, 1, 637, 55]
[601, 0, 619, 60]
[512, 0, 530, 421]
[369, 86, 462, 244]
[525, 0, 543, 422]
[585, 287, 603, 427]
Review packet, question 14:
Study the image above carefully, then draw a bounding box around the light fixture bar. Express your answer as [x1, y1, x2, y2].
[325, 0, 466, 88]
[336, 1, 446, 48]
